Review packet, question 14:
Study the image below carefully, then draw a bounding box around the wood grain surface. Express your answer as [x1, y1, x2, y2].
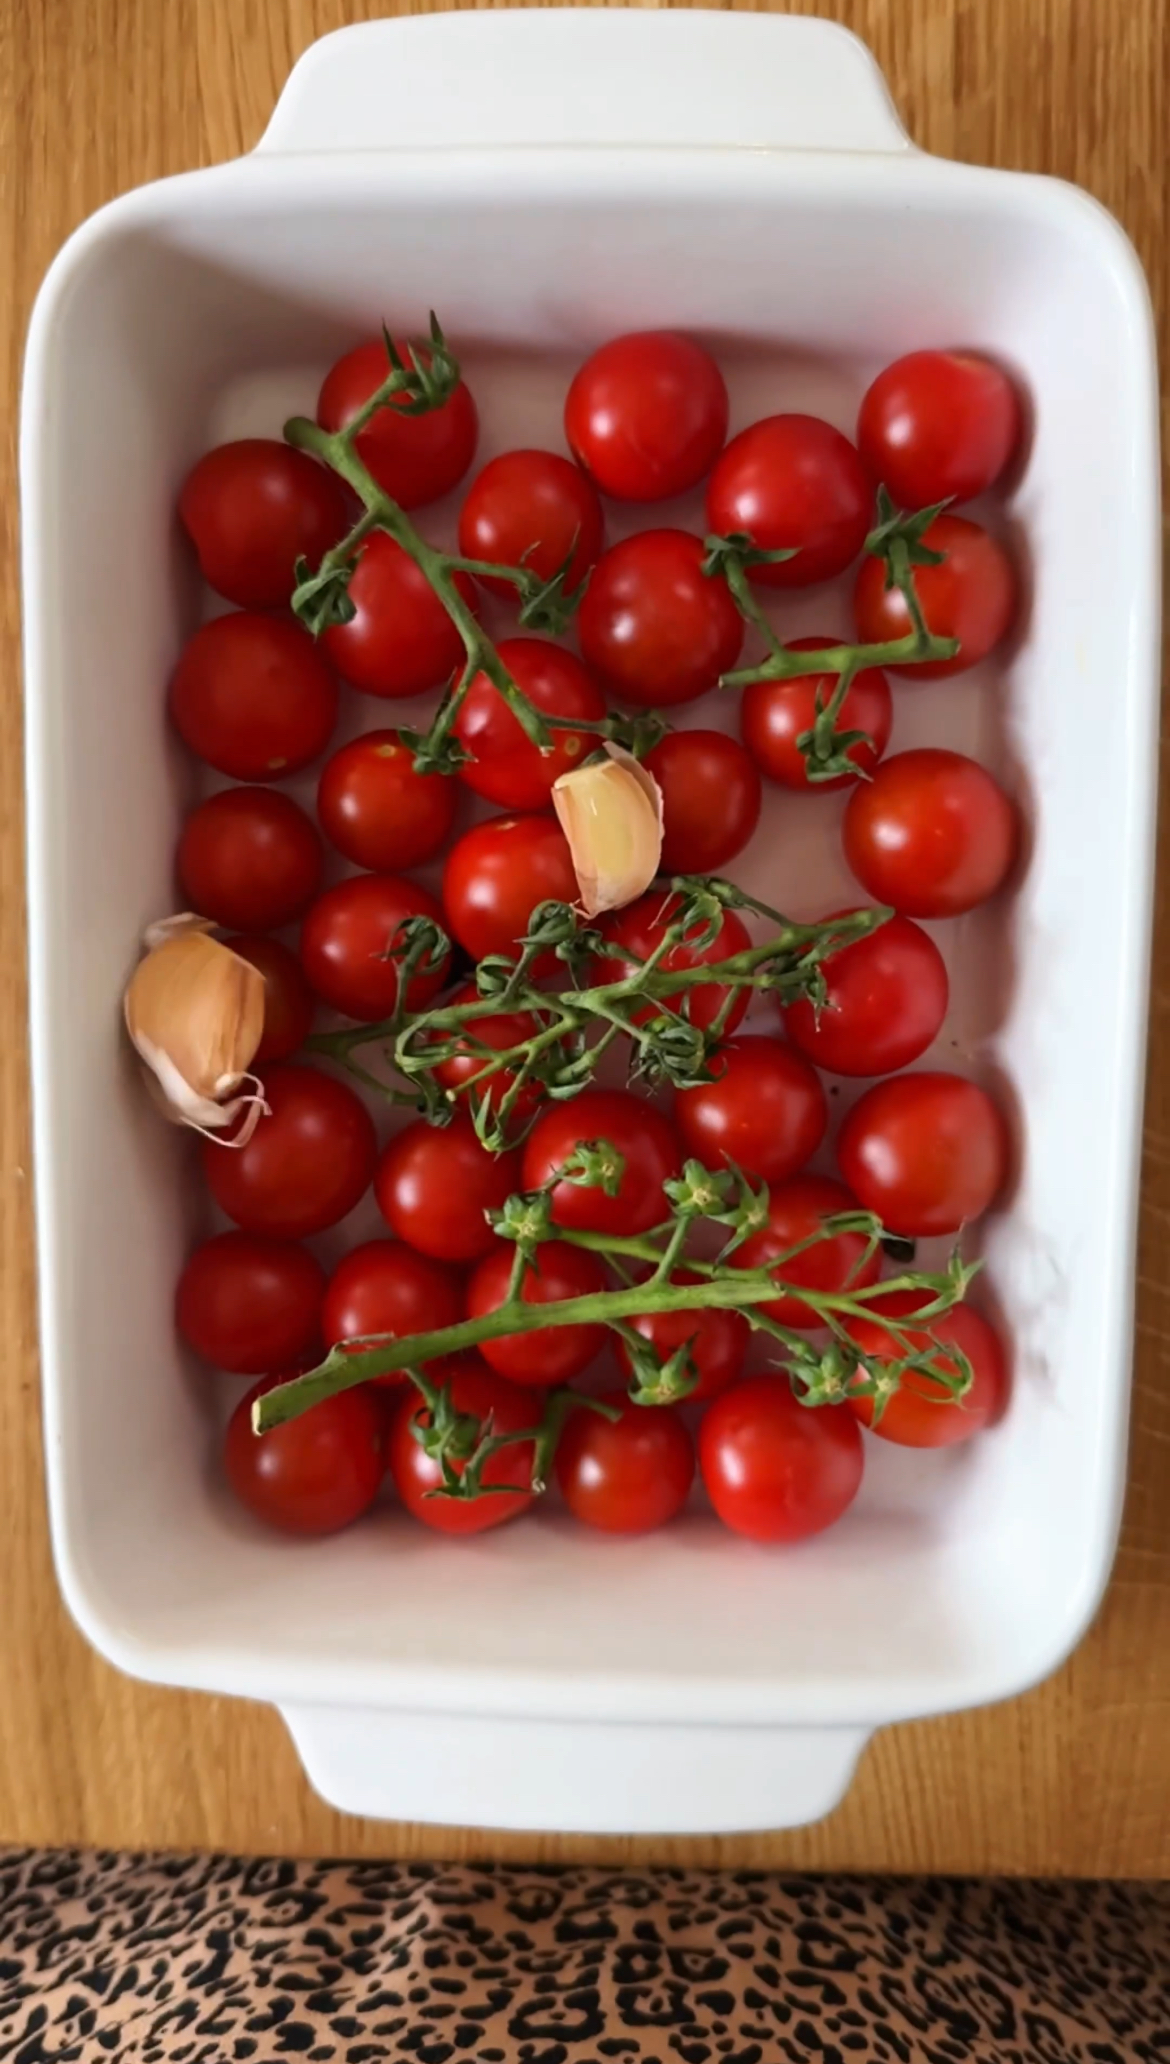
[1, 0, 1167, 1877]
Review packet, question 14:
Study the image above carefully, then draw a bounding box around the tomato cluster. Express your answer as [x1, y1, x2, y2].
[171, 330, 1020, 1545]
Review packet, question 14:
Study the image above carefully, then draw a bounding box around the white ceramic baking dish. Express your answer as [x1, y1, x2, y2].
[21, 11, 1160, 1833]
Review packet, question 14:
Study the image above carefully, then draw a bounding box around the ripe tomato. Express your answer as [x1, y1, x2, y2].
[169, 613, 338, 782]
[616, 1273, 749, 1404]
[673, 1036, 827, 1183]
[458, 448, 604, 595]
[597, 891, 753, 1037]
[317, 337, 478, 509]
[225, 1375, 384, 1536]
[857, 350, 1022, 510]
[467, 1239, 608, 1385]
[521, 1090, 682, 1237]
[736, 1174, 881, 1329]
[317, 729, 457, 872]
[431, 982, 548, 1129]
[442, 814, 577, 963]
[177, 787, 323, 931]
[782, 913, 948, 1078]
[740, 635, 892, 791]
[706, 415, 871, 588]
[853, 513, 1016, 677]
[322, 532, 476, 698]
[375, 1116, 522, 1263]
[176, 1231, 325, 1373]
[837, 1071, 1008, 1237]
[843, 748, 1017, 918]
[452, 639, 606, 808]
[699, 1378, 864, 1543]
[178, 439, 346, 608]
[299, 875, 449, 1023]
[557, 1393, 695, 1534]
[577, 530, 743, 708]
[322, 1239, 464, 1381]
[387, 1356, 539, 1534]
[226, 934, 316, 1063]
[846, 1291, 1008, 1447]
[203, 1063, 376, 1238]
[564, 332, 728, 502]
[644, 730, 762, 874]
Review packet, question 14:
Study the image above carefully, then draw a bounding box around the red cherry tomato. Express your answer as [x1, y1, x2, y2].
[458, 448, 604, 596]
[442, 814, 578, 964]
[387, 1356, 539, 1534]
[467, 1239, 608, 1386]
[225, 1375, 384, 1536]
[176, 1231, 325, 1374]
[322, 1239, 464, 1384]
[169, 613, 338, 782]
[453, 638, 606, 809]
[578, 530, 743, 708]
[565, 332, 728, 502]
[644, 730, 762, 874]
[699, 1377, 864, 1543]
[177, 788, 323, 930]
[598, 891, 753, 1037]
[521, 1090, 682, 1238]
[736, 1174, 882, 1330]
[557, 1392, 695, 1534]
[226, 934, 316, 1063]
[375, 1116, 522, 1263]
[178, 440, 346, 608]
[673, 1036, 827, 1184]
[431, 982, 548, 1130]
[322, 532, 477, 698]
[853, 513, 1016, 678]
[706, 416, 872, 588]
[857, 350, 1022, 510]
[782, 913, 948, 1078]
[203, 1064, 376, 1239]
[740, 635, 892, 791]
[837, 1071, 1009, 1238]
[846, 1291, 1008, 1447]
[843, 748, 1017, 918]
[317, 337, 478, 509]
[615, 1273, 749, 1405]
[299, 874, 449, 1023]
[317, 729, 457, 872]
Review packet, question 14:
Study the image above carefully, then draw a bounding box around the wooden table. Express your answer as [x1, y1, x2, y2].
[1, 0, 1167, 1878]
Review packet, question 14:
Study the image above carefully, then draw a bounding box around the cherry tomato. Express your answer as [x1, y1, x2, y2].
[169, 613, 338, 782]
[458, 448, 604, 596]
[375, 1116, 522, 1263]
[178, 440, 346, 608]
[853, 513, 1016, 677]
[857, 350, 1022, 511]
[322, 532, 477, 698]
[521, 1089, 682, 1237]
[699, 1377, 864, 1543]
[673, 1036, 827, 1183]
[837, 1071, 1008, 1237]
[578, 530, 743, 708]
[644, 730, 762, 873]
[467, 1239, 608, 1385]
[317, 729, 457, 873]
[431, 982, 548, 1130]
[177, 788, 323, 931]
[176, 1231, 325, 1374]
[317, 337, 478, 509]
[387, 1356, 539, 1534]
[843, 748, 1017, 918]
[442, 814, 577, 964]
[598, 891, 753, 1037]
[452, 639, 606, 809]
[740, 635, 892, 791]
[782, 913, 948, 1078]
[846, 1291, 1008, 1447]
[565, 332, 728, 502]
[615, 1272, 749, 1404]
[322, 1239, 464, 1383]
[203, 1063, 376, 1238]
[299, 874, 449, 1023]
[227, 935, 316, 1064]
[557, 1392, 695, 1534]
[225, 1375, 384, 1536]
[736, 1174, 881, 1330]
[706, 415, 871, 588]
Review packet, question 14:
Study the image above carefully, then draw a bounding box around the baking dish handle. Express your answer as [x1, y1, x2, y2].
[257, 12, 910, 156]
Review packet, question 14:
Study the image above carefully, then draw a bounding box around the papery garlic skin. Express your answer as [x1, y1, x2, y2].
[124, 919, 268, 1144]
[552, 746, 664, 918]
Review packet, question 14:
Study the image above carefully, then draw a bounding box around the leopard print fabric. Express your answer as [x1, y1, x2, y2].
[0, 1851, 1165, 2063]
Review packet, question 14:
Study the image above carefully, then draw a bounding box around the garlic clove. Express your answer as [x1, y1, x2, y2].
[125, 920, 267, 1144]
[552, 746, 664, 918]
